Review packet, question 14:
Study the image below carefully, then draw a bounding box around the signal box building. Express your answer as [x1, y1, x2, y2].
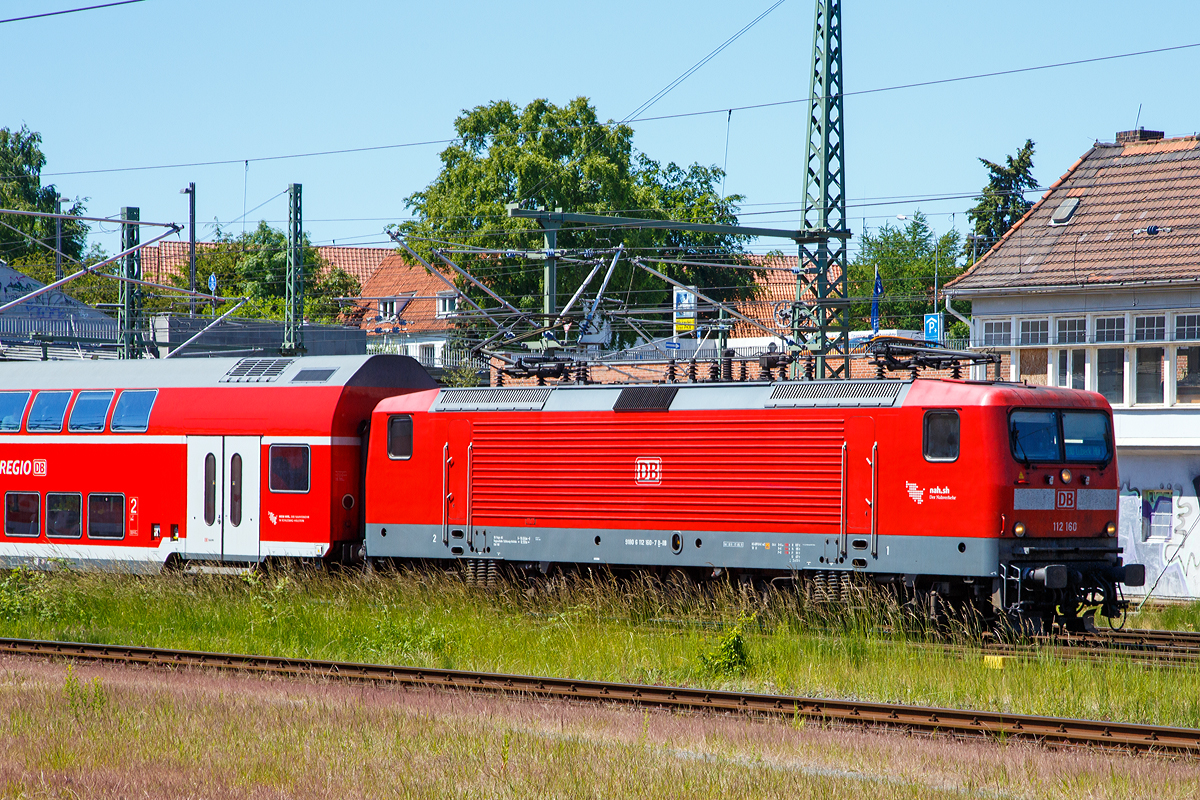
[946, 128, 1200, 600]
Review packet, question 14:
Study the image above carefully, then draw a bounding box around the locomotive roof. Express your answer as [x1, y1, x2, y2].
[378, 377, 1111, 415]
[0, 354, 438, 391]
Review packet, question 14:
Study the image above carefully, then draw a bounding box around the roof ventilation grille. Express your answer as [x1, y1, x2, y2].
[435, 387, 553, 412]
[221, 358, 295, 383]
[768, 380, 905, 407]
[292, 368, 337, 383]
[613, 386, 678, 412]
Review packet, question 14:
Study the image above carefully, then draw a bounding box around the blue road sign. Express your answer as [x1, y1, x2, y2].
[665, 341, 681, 350]
[208, 273, 217, 293]
[924, 313, 943, 342]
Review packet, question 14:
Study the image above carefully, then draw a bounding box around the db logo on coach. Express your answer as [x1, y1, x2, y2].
[1055, 489, 1076, 510]
[635, 457, 662, 486]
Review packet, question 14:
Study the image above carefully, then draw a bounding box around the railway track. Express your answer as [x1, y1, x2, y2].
[1, 637, 1197, 757]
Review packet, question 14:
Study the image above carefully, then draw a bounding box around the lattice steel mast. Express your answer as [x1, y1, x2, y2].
[794, 0, 850, 379]
[119, 206, 142, 359]
[283, 183, 305, 355]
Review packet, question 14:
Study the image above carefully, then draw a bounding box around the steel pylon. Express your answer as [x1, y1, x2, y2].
[794, 0, 850, 379]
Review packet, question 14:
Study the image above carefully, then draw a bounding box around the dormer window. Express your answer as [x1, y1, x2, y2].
[436, 291, 459, 319]
[379, 299, 397, 318]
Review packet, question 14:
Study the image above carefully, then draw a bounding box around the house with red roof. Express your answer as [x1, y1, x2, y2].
[946, 127, 1200, 599]
[348, 254, 466, 371]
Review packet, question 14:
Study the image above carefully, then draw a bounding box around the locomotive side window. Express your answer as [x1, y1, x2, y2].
[110, 390, 157, 432]
[1062, 411, 1113, 462]
[26, 391, 71, 432]
[387, 415, 413, 460]
[0, 391, 30, 432]
[204, 453, 217, 525]
[923, 410, 960, 462]
[4, 492, 40, 537]
[229, 454, 243, 527]
[269, 445, 310, 493]
[68, 391, 114, 432]
[86, 493, 125, 539]
[46, 493, 82, 538]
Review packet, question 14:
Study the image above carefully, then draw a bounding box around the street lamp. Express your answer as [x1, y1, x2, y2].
[180, 183, 196, 314]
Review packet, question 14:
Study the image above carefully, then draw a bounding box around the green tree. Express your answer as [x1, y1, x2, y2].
[848, 212, 963, 335]
[177, 221, 359, 324]
[397, 97, 756, 344]
[964, 139, 1038, 263]
[0, 125, 87, 265]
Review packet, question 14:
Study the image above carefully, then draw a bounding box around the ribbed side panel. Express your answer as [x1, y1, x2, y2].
[470, 418, 843, 530]
[768, 380, 904, 406]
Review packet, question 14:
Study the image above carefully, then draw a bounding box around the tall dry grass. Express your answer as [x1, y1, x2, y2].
[0, 566, 1198, 728]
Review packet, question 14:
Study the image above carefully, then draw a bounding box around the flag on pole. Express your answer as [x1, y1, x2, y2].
[871, 267, 883, 335]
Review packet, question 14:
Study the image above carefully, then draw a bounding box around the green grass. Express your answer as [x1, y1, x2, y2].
[2, 567, 1200, 729]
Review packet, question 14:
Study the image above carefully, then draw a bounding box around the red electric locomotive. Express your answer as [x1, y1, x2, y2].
[365, 377, 1144, 624]
[0, 354, 434, 571]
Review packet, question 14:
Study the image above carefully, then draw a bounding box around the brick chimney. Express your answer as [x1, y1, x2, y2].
[1116, 127, 1165, 144]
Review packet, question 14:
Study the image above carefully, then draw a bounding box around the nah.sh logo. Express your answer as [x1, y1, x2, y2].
[635, 457, 662, 486]
[268, 511, 278, 525]
[1055, 490, 1076, 510]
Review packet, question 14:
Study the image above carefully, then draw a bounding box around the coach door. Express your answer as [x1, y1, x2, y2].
[186, 436, 261, 562]
[846, 417, 877, 559]
[443, 419, 473, 552]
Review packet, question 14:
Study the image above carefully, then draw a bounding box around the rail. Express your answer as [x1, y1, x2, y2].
[1, 636, 1196, 756]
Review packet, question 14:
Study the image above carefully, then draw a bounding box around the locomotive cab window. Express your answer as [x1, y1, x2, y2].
[4, 492, 40, 537]
[269, 445, 310, 493]
[68, 391, 114, 432]
[0, 391, 30, 432]
[46, 493, 82, 539]
[1009, 409, 1112, 463]
[87, 493, 125, 539]
[923, 410, 960, 462]
[387, 415, 413, 460]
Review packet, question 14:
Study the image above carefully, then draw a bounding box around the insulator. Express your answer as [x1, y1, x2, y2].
[688, 359, 697, 383]
[739, 359, 748, 382]
[667, 359, 677, 382]
[875, 361, 885, 379]
[708, 362, 719, 382]
[804, 358, 815, 381]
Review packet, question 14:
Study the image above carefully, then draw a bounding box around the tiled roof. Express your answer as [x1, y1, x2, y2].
[137, 241, 392, 287]
[947, 133, 1200, 293]
[352, 254, 458, 335]
[730, 254, 843, 337]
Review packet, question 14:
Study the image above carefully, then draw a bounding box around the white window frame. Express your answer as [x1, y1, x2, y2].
[436, 291, 459, 319]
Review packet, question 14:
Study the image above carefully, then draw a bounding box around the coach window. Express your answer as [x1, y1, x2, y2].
[110, 390, 157, 432]
[46, 493, 82, 539]
[923, 410, 960, 462]
[26, 391, 71, 432]
[67, 390, 114, 432]
[387, 415, 413, 460]
[87, 493, 125, 539]
[204, 453, 217, 525]
[0, 392, 30, 432]
[269, 445, 310, 493]
[229, 454, 243, 526]
[4, 492, 40, 537]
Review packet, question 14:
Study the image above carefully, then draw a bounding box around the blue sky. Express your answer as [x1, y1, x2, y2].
[5, 0, 1200, 261]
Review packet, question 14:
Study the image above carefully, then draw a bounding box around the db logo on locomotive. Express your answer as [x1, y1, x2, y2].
[635, 457, 662, 486]
[1056, 489, 1076, 510]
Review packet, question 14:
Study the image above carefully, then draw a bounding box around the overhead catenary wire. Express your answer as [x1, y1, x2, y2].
[6, 40, 1197, 183]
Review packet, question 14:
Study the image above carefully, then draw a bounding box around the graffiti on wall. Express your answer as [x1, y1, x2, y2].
[1119, 478, 1200, 600]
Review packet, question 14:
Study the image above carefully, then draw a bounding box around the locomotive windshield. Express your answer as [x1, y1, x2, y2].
[1010, 409, 1112, 464]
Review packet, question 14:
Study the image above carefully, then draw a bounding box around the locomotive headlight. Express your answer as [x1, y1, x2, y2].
[1060, 469, 1073, 484]
[1106, 521, 1117, 537]
[1014, 521, 1027, 538]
